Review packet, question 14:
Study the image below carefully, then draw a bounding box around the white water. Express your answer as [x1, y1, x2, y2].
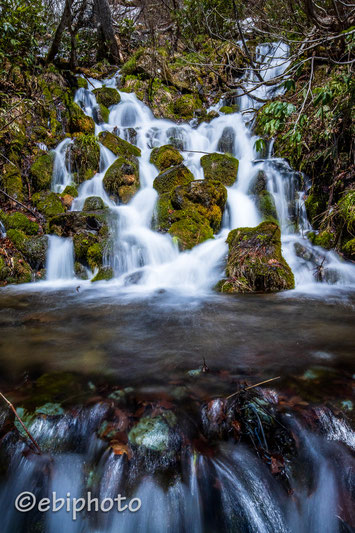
[44, 42, 355, 295]
[46, 235, 75, 281]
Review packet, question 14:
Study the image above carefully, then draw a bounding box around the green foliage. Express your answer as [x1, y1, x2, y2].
[0, 0, 45, 67]
[257, 101, 296, 136]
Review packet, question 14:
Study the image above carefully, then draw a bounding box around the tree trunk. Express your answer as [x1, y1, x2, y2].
[46, 0, 73, 63]
[93, 0, 120, 63]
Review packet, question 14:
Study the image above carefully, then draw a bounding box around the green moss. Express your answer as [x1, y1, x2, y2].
[153, 164, 194, 194]
[93, 87, 121, 108]
[169, 216, 213, 250]
[172, 94, 202, 120]
[47, 211, 108, 238]
[77, 77, 88, 89]
[103, 156, 140, 203]
[128, 415, 171, 452]
[30, 151, 55, 191]
[62, 185, 78, 197]
[220, 106, 234, 114]
[91, 266, 114, 282]
[307, 230, 336, 250]
[0, 250, 32, 285]
[257, 190, 278, 223]
[87, 242, 103, 270]
[73, 233, 99, 263]
[69, 134, 100, 184]
[338, 190, 355, 233]
[305, 190, 326, 226]
[32, 191, 65, 217]
[83, 196, 106, 211]
[120, 49, 144, 76]
[4, 212, 39, 235]
[342, 238, 355, 258]
[7, 229, 47, 270]
[200, 153, 239, 186]
[217, 221, 295, 293]
[150, 144, 183, 171]
[98, 131, 141, 158]
[1, 164, 23, 201]
[98, 103, 109, 123]
[67, 102, 95, 134]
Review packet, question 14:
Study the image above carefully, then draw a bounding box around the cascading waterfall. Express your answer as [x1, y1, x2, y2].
[44, 41, 355, 294]
[46, 235, 75, 281]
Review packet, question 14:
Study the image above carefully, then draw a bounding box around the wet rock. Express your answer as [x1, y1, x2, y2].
[217, 126, 235, 154]
[1, 163, 24, 201]
[166, 127, 186, 150]
[103, 156, 140, 204]
[256, 190, 278, 223]
[98, 131, 141, 158]
[6, 229, 47, 270]
[173, 94, 203, 120]
[32, 191, 66, 217]
[200, 153, 239, 186]
[150, 144, 183, 171]
[30, 151, 55, 191]
[217, 221, 295, 293]
[91, 266, 114, 282]
[47, 211, 108, 238]
[83, 196, 106, 211]
[153, 164, 194, 194]
[249, 170, 267, 196]
[67, 134, 100, 184]
[93, 87, 121, 108]
[307, 230, 336, 250]
[128, 412, 177, 452]
[93, 103, 109, 124]
[68, 102, 95, 134]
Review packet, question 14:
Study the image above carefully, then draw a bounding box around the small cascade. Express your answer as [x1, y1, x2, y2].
[52, 138, 73, 193]
[0, 220, 6, 238]
[41, 40, 355, 295]
[46, 236, 75, 281]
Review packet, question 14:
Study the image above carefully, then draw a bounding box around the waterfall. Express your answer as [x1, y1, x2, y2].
[43, 41, 355, 295]
[46, 235, 75, 281]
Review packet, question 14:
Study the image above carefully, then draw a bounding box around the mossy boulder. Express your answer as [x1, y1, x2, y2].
[98, 131, 141, 158]
[68, 134, 100, 184]
[103, 156, 140, 203]
[3, 212, 39, 235]
[1, 164, 23, 201]
[77, 77, 88, 89]
[94, 103, 109, 124]
[150, 144, 183, 171]
[220, 106, 235, 114]
[7, 229, 47, 270]
[62, 185, 78, 197]
[307, 230, 336, 250]
[32, 191, 66, 217]
[83, 196, 106, 211]
[257, 190, 278, 223]
[217, 221, 295, 293]
[305, 188, 326, 226]
[338, 190, 355, 235]
[93, 87, 121, 108]
[30, 151, 55, 191]
[153, 164, 194, 194]
[342, 238, 355, 259]
[68, 102, 95, 134]
[0, 250, 32, 285]
[128, 413, 176, 452]
[47, 211, 108, 238]
[73, 233, 99, 263]
[91, 266, 114, 282]
[169, 216, 214, 250]
[200, 153, 239, 186]
[173, 94, 202, 120]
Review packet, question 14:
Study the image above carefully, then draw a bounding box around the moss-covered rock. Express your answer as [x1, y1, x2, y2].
[103, 156, 140, 203]
[62, 185, 78, 197]
[98, 131, 141, 158]
[200, 153, 239, 186]
[68, 102, 95, 134]
[305, 188, 326, 226]
[220, 105, 235, 114]
[342, 238, 355, 259]
[338, 190, 355, 234]
[0, 249, 32, 285]
[217, 127, 235, 154]
[73, 233, 99, 263]
[307, 230, 336, 250]
[169, 216, 214, 250]
[93, 87, 121, 108]
[7, 229, 47, 270]
[3, 212, 39, 235]
[95, 103, 109, 124]
[47, 211, 109, 238]
[257, 190, 278, 223]
[30, 151, 55, 191]
[128, 413, 176, 452]
[77, 77, 88, 89]
[150, 144, 183, 171]
[173, 94, 202, 120]
[83, 196, 106, 211]
[91, 266, 114, 282]
[153, 164, 194, 194]
[68, 134, 100, 184]
[1, 164, 24, 201]
[217, 221, 295, 293]
[32, 191, 66, 217]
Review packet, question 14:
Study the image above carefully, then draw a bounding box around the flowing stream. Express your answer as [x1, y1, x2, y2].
[1, 42, 355, 533]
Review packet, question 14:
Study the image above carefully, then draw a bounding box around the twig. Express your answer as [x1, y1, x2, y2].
[0, 188, 43, 222]
[226, 376, 281, 401]
[0, 392, 42, 454]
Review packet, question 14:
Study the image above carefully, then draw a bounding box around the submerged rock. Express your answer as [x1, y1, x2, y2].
[217, 126, 235, 154]
[150, 144, 183, 171]
[256, 190, 278, 223]
[217, 221, 295, 293]
[103, 156, 140, 204]
[128, 412, 176, 452]
[200, 152, 239, 186]
[93, 87, 121, 108]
